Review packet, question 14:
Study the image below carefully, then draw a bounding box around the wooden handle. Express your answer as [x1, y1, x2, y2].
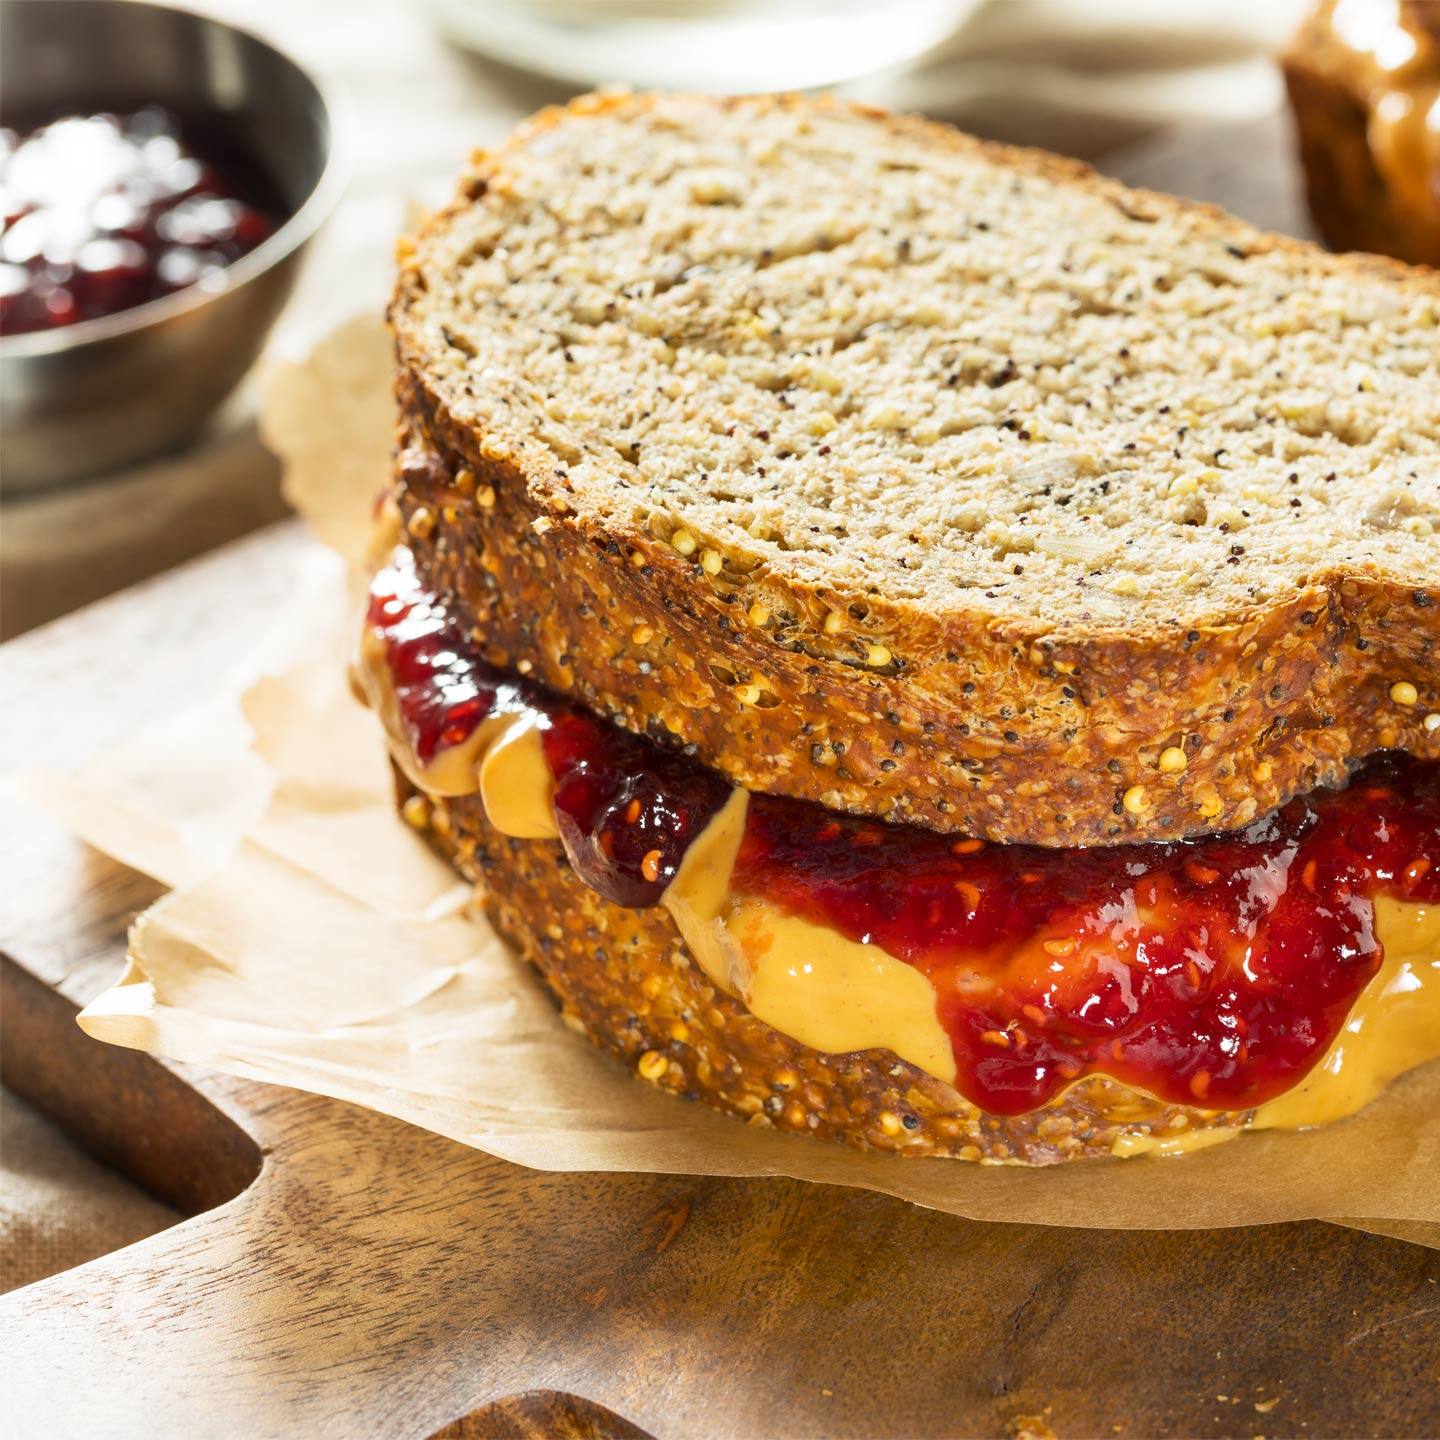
[431, 1391, 654, 1439]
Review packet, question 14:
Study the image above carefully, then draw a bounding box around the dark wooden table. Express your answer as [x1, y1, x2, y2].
[1, 522, 1437, 1439]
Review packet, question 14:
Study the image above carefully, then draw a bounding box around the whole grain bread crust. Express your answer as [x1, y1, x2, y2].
[393, 394, 1438, 846]
[391, 92, 1440, 847]
[400, 766, 1243, 1164]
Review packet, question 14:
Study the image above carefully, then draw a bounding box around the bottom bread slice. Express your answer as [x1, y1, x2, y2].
[395, 766, 1248, 1165]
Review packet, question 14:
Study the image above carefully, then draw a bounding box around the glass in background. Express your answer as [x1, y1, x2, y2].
[426, 0, 983, 93]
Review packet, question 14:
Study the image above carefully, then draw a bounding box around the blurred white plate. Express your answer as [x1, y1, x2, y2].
[426, 0, 985, 94]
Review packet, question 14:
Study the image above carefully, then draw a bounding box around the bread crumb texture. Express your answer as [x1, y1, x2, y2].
[398, 92, 1438, 625]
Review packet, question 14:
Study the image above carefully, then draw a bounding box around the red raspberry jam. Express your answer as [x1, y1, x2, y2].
[734, 768, 1439, 1114]
[368, 549, 1440, 1116]
[544, 709, 730, 909]
[368, 570, 520, 765]
[366, 548, 729, 909]
[0, 108, 278, 336]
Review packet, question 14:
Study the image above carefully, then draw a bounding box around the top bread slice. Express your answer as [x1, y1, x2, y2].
[390, 91, 1440, 847]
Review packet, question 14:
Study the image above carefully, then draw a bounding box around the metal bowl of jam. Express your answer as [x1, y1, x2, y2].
[0, 0, 342, 490]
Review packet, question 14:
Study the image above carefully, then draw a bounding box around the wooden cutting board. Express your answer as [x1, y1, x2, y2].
[3, 120, 1440, 1440]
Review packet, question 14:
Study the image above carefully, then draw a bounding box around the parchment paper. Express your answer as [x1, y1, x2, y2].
[61, 318, 1439, 1241]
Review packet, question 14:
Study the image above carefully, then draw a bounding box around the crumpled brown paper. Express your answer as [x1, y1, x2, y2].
[59, 317, 1439, 1242]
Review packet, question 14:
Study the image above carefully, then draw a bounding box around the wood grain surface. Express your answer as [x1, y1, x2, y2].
[1, 521, 1438, 1440]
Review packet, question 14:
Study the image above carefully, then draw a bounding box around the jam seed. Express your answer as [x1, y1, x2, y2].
[640, 849, 663, 884]
[952, 837, 984, 855]
[953, 880, 982, 910]
[1041, 937, 1076, 957]
[623, 798, 642, 824]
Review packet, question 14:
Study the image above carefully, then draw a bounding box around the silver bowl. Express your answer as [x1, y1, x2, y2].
[0, 0, 343, 491]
